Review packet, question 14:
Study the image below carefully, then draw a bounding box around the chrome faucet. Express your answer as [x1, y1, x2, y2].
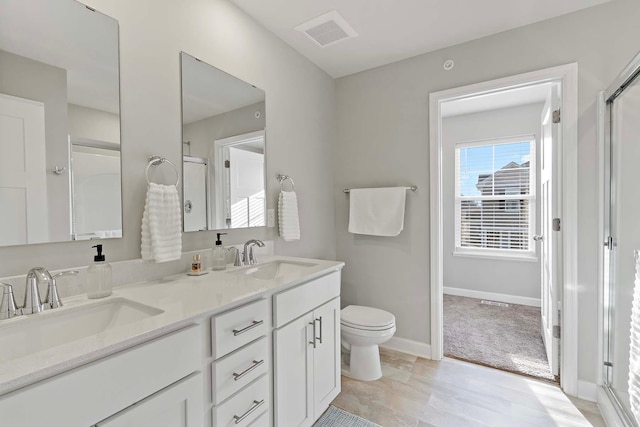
[0, 268, 79, 321]
[242, 240, 265, 265]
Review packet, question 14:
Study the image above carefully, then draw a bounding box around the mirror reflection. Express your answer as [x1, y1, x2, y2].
[0, 0, 121, 246]
[180, 52, 266, 232]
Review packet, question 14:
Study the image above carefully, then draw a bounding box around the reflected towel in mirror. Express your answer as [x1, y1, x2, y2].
[348, 187, 406, 236]
[278, 190, 300, 241]
[141, 183, 182, 263]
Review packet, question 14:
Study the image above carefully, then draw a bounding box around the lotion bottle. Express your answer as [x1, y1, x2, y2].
[211, 233, 227, 271]
[87, 244, 112, 299]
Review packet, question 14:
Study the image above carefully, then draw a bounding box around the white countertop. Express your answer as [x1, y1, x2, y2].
[0, 256, 344, 395]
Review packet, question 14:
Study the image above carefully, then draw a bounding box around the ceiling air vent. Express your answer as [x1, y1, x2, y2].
[295, 10, 358, 48]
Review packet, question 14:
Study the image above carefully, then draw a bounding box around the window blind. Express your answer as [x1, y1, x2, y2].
[455, 138, 535, 255]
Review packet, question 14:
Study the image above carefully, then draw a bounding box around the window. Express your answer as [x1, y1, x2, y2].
[455, 136, 536, 258]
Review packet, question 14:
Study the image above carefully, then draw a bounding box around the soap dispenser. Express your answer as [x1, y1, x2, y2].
[211, 233, 227, 271]
[87, 244, 112, 299]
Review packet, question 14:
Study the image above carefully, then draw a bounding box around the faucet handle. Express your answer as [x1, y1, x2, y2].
[52, 270, 79, 280]
[0, 283, 18, 320]
[227, 247, 242, 267]
[46, 270, 79, 309]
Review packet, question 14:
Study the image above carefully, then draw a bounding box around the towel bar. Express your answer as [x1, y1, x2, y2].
[146, 156, 180, 186]
[276, 174, 295, 191]
[344, 185, 417, 193]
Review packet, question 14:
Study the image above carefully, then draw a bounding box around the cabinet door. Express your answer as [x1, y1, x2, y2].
[312, 297, 341, 419]
[97, 373, 204, 427]
[274, 312, 314, 427]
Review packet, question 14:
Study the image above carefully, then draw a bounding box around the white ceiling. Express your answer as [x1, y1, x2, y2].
[441, 83, 552, 117]
[181, 53, 265, 124]
[0, 0, 119, 114]
[230, 0, 611, 78]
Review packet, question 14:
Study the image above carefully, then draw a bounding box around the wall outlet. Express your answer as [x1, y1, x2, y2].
[267, 209, 275, 228]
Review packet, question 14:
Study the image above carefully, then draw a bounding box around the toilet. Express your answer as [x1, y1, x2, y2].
[340, 305, 396, 381]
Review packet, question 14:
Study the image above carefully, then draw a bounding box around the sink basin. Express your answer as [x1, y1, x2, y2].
[0, 298, 163, 363]
[229, 260, 317, 280]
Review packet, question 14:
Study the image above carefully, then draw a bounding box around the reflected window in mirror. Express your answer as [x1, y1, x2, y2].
[180, 52, 266, 232]
[0, 0, 122, 246]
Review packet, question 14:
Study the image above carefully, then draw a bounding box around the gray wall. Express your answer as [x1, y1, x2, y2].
[443, 103, 543, 300]
[335, 0, 640, 384]
[68, 103, 120, 144]
[0, 49, 70, 242]
[183, 101, 266, 159]
[0, 0, 337, 276]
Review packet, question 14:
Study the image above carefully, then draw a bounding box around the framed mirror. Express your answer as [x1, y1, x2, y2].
[180, 52, 266, 232]
[0, 0, 121, 246]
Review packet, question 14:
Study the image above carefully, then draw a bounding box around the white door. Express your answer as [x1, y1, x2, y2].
[539, 86, 561, 376]
[97, 373, 203, 427]
[229, 147, 265, 228]
[312, 298, 341, 419]
[274, 312, 314, 427]
[0, 93, 48, 245]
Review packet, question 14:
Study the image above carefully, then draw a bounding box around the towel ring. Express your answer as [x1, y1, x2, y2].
[146, 156, 180, 186]
[277, 174, 295, 191]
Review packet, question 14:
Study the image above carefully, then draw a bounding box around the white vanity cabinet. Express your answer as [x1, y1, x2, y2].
[273, 272, 341, 427]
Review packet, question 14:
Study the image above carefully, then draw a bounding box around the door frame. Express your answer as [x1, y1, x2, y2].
[429, 63, 579, 395]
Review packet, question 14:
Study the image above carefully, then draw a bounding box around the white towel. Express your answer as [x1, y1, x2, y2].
[141, 183, 182, 263]
[278, 190, 300, 241]
[629, 250, 640, 423]
[348, 187, 406, 236]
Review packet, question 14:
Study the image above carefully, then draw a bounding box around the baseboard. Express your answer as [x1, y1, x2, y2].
[380, 337, 431, 359]
[444, 286, 541, 308]
[577, 380, 597, 402]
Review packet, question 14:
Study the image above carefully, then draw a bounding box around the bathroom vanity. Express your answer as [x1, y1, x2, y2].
[0, 256, 344, 427]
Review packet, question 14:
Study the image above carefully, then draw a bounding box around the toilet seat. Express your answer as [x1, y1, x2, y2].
[341, 305, 395, 330]
[341, 322, 396, 337]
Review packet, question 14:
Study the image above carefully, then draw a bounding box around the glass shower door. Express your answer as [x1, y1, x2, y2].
[603, 59, 640, 426]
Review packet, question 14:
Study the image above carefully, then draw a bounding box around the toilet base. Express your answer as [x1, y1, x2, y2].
[341, 344, 382, 381]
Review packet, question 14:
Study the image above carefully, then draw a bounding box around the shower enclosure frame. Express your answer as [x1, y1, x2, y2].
[598, 50, 640, 427]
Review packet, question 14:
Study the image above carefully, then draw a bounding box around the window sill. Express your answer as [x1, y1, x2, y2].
[452, 250, 539, 262]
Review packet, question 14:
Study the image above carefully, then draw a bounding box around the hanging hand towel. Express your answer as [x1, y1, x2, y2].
[629, 250, 640, 423]
[348, 187, 407, 236]
[141, 183, 182, 263]
[278, 190, 300, 241]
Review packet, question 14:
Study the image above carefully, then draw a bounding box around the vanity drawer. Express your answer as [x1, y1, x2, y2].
[212, 299, 268, 359]
[0, 325, 201, 427]
[212, 374, 269, 427]
[273, 271, 340, 328]
[212, 336, 268, 405]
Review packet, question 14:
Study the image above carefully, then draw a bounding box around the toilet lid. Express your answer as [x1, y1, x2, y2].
[341, 305, 395, 329]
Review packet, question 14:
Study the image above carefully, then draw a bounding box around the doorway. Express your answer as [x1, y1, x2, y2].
[429, 64, 579, 393]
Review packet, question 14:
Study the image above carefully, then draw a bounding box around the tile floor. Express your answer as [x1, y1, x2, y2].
[331, 348, 605, 427]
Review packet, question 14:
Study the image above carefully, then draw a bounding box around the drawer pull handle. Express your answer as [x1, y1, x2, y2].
[233, 399, 265, 424]
[233, 359, 264, 381]
[233, 320, 264, 336]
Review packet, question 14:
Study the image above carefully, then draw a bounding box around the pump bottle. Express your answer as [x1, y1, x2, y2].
[211, 233, 227, 271]
[87, 244, 113, 299]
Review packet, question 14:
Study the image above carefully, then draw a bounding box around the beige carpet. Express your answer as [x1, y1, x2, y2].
[444, 294, 555, 381]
